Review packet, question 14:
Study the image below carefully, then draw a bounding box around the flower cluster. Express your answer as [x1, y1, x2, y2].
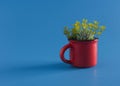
[64, 19, 106, 40]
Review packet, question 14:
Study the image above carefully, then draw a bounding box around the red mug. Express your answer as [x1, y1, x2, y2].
[60, 39, 98, 68]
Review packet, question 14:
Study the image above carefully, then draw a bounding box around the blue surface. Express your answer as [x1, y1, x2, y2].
[0, 0, 120, 86]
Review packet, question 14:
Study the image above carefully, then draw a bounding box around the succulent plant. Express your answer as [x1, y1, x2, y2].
[64, 19, 106, 40]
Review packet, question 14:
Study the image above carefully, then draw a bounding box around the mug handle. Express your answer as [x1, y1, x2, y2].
[60, 43, 72, 64]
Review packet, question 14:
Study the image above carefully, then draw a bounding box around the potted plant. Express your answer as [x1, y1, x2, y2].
[60, 19, 106, 68]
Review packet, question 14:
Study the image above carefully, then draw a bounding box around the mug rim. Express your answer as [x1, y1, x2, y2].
[68, 38, 98, 42]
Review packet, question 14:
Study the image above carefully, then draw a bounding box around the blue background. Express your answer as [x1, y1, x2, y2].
[0, 0, 120, 86]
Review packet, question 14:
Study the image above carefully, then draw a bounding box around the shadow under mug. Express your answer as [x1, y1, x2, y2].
[60, 39, 98, 68]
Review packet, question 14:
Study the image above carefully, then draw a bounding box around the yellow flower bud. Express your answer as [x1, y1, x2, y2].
[88, 23, 93, 28]
[82, 23, 88, 29]
[94, 21, 99, 25]
[72, 28, 77, 34]
[97, 32, 101, 35]
[100, 26, 106, 31]
[82, 19, 88, 24]
[75, 21, 80, 25]
[73, 21, 81, 30]
[93, 24, 98, 29]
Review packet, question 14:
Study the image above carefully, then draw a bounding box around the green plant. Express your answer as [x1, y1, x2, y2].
[64, 19, 106, 40]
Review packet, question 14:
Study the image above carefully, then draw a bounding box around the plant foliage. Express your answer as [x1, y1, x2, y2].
[64, 19, 106, 40]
